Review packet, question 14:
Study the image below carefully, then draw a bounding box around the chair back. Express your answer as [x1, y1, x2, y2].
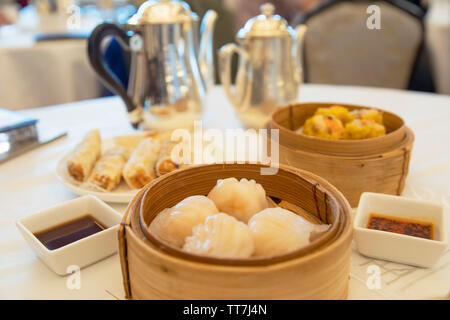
[302, 0, 424, 89]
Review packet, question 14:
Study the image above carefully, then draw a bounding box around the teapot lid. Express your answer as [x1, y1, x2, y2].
[128, 0, 193, 25]
[237, 3, 292, 38]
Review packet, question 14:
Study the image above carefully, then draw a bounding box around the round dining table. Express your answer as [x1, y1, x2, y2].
[0, 11, 103, 110]
[0, 84, 449, 300]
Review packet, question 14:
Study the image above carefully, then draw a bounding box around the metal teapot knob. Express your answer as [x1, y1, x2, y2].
[260, 3, 275, 17]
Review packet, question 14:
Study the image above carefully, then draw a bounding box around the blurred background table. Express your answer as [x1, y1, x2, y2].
[0, 4, 102, 110]
[1, 0, 448, 112]
[0, 34, 103, 110]
[0, 85, 449, 300]
[0, 1, 136, 110]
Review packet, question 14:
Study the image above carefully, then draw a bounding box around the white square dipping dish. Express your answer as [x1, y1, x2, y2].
[16, 195, 122, 275]
[354, 192, 448, 268]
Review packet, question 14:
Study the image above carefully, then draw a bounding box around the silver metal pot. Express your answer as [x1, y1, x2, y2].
[88, 0, 217, 129]
[219, 3, 306, 128]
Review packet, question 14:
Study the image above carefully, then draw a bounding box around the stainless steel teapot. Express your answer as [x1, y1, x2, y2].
[219, 3, 306, 128]
[88, 0, 217, 129]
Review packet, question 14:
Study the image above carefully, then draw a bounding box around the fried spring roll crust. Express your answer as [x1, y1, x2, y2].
[123, 138, 161, 189]
[156, 141, 179, 177]
[87, 147, 127, 191]
[67, 129, 101, 182]
[113, 131, 159, 155]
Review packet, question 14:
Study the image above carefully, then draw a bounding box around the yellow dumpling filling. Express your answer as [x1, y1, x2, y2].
[315, 105, 354, 124]
[350, 108, 383, 125]
[344, 119, 386, 140]
[303, 114, 345, 140]
[301, 105, 386, 140]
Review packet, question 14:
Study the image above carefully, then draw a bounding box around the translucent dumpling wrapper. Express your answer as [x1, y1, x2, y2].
[148, 195, 219, 248]
[207, 178, 268, 223]
[248, 208, 330, 258]
[183, 213, 255, 259]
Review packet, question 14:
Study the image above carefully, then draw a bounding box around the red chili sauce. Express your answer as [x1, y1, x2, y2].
[367, 213, 433, 240]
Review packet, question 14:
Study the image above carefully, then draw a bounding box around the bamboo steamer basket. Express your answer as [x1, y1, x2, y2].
[267, 103, 414, 207]
[119, 163, 353, 300]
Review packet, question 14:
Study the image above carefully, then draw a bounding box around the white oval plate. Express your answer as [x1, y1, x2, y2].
[56, 137, 139, 203]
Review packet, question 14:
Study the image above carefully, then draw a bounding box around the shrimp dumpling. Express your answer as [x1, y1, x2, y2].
[183, 213, 255, 259]
[207, 178, 268, 223]
[248, 208, 330, 258]
[148, 195, 219, 248]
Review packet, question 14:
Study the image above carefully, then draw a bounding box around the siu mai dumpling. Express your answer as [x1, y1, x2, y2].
[344, 118, 386, 140]
[302, 114, 345, 140]
[350, 108, 383, 125]
[315, 105, 354, 124]
[207, 178, 268, 223]
[183, 213, 254, 259]
[248, 208, 330, 258]
[148, 196, 219, 248]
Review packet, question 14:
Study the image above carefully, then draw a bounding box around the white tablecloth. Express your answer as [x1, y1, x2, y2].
[0, 85, 449, 300]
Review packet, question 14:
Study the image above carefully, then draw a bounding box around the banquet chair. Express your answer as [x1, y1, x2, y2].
[297, 0, 433, 90]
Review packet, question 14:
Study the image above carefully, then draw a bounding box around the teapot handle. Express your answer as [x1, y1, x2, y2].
[218, 44, 250, 109]
[199, 10, 218, 91]
[293, 24, 307, 85]
[88, 23, 141, 128]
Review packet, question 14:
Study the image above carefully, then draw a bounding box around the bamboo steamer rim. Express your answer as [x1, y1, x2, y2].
[121, 182, 352, 274]
[278, 127, 414, 161]
[269, 102, 407, 157]
[129, 163, 352, 267]
[138, 166, 337, 266]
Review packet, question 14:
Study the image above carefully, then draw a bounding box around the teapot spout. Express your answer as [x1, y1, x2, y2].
[293, 24, 307, 85]
[199, 10, 218, 91]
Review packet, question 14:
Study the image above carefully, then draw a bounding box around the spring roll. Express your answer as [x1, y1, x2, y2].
[87, 147, 128, 191]
[155, 141, 179, 177]
[67, 129, 101, 182]
[113, 131, 158, 154]
[123, 137, 161, 189]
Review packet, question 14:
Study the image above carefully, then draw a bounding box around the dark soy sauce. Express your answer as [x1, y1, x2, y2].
[34, 215, 106, 250]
